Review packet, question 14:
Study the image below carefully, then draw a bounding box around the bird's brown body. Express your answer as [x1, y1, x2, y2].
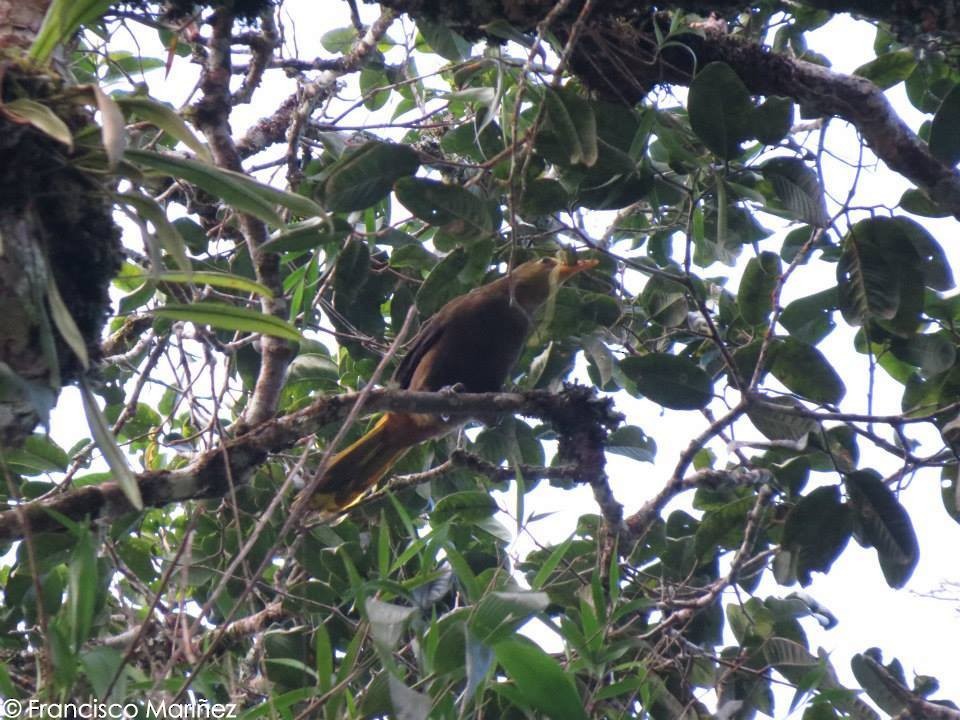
[310, 256, 598, 513]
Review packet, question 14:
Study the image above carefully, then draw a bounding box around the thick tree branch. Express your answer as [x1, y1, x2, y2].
[0, 386, 620, 542]
[374, 1, 960, 219]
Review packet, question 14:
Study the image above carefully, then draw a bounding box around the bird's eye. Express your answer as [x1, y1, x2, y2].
[538, 257, 556, 265]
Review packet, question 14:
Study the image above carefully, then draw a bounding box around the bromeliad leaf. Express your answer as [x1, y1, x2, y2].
[127, 149, 326, 225]
[127, 271, 273, 298]
[153, 303, 302, 342]
[80, 379, 143, 510]
[115, 95, 211, 161]
[0, 99, 73, 149]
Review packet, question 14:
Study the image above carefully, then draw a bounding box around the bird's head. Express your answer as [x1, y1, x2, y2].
[508, 255, 599, 312]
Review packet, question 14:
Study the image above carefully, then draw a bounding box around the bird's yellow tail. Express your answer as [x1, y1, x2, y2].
[310, 413, 412, 513]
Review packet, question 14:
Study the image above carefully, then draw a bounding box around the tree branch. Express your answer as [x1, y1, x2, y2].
[0, 386, 620, 542]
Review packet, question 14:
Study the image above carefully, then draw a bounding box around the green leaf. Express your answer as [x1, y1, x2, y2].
[889, 332, 956, 376]
[688, 62, 753, 158]
[770, 337, 846, 405]
[66, 529, 97, 651]
[837, 221, 901, 326]
[761, 157, 828, 227]
[779, 485, 853, 586]
[1, 434, 69, 476]
[892, 216, 954, 290]
[899, 188, 949, 217]
[941, 464, 960, 524]
[493, 637, 589, 720]
[542, 87, 598, 167]
[432, 491, 498, 524]
[262, 217, 349, 254]
[752, 96, 794, 145]
[80, 646, 125, 699]
[1, 99, 73, 149]
[417, 19, 471, 61]
[127, 149, 326, 225]
[320, 26, 356, 54]
[129, 271, 273, 298]
[324, 141, 420, 212]
[469, 591, 549, 645]
[365, 597, 415, 649]
[929, 83, 960, 166]
[47, 274, 89, 369]
[394, 177, 493, 241]
[388, 675, 432, 720]
[738, 251, 782, 325]
[119, 191, 191, 271]
[80, 380, 142, 510]
[153, 303, 302, 342]
[844, 471, 919, 588]
[851, 652, 908, 715]
[780, 288, 837, 345]
[854, 49, 917, 89]
[519, 178, 569, 217]
[747, 396, 818, 442]
[30, 0, 113, 62]
[92, 84, 127, 170]
[620, 354, 713, 410]
[115, 95, 210, 161]
[606, 426, 657, 463]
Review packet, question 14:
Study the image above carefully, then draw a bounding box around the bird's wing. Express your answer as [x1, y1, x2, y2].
[392, 312, 447, 389]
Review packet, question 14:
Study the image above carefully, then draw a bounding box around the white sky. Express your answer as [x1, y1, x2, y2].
[42, 4, 960, 715]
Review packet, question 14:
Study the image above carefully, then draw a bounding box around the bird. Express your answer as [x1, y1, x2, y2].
[309, 254, 599, 513]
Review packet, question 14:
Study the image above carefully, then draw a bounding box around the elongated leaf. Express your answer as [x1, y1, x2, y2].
[127, 149, 326, 224]
[115, 95, 211, 161]
[542, 87, 598, 166]
[30, 0, 113, 62]
[153, 302, 302, 342]
[844, 471, 919, 588]
[129, 271, 272, 298]
[324, 141, 419, 212]
[494, 637, 589, 720]
[80, 380, 143, 510]
[47, 275, 89, 370]
[738, 251, 782, 325]
[119, 191, 191, 271]
[620, 354, 713, 410]
[688, 62, 753, 158]
[93, 84, 127, 170]
[67, 529, 97, 651]
[469, 590, 549, 645]
[261, 217, 350, 254]
[1, 99, 73, 149]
